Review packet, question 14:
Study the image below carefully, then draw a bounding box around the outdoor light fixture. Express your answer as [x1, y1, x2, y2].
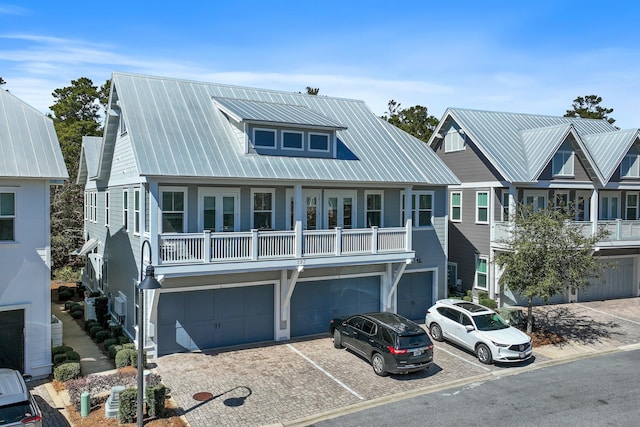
[138, 240, 161, 427]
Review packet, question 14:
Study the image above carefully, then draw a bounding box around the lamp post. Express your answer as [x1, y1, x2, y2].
[138, 240, 161, 427]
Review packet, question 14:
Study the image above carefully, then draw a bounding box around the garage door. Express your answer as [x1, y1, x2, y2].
[157, 285, 274, 356]
[581, 258, 636, 301]
[290, 276, 380, 337]
[397, 271, 433, 322]
[0, 309, 24, 372]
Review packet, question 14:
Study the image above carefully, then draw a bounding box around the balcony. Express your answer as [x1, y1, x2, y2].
[492, 220, 640, 248]
[155, 225, 412, 270]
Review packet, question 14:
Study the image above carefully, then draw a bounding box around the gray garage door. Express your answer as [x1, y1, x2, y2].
[0, 309, 24, 372]
[290, 276, 380, 337]
[397, 271, 433, 322]
[581, 258, 636, 302]
[157, 285, 274, 356]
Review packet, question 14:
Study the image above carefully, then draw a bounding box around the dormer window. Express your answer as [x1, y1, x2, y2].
[621, 152, 640, 178]
[309, 132, 330, 152]
[444, 128, 465, 152]
[120, 117, 127, 135]
[552, 150, 574, 176]
[253, 128, 276, 148]
[282, 130, 303, 150]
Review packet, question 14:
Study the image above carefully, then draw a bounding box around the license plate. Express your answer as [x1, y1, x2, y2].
[413, 350, 423, 356]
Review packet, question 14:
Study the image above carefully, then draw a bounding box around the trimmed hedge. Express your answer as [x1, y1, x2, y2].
[103, 338, 119, 349]
[118, 388, 138, 424]
[85, 319, 99, 332]
[94, 330, 111, 343]
[52, 345, 73, 356]
[70, 309, 84, 319]
[146, 383, 167, 418]
[54, 362, 81, 382]
[58, 289, 74, 301]
[89, 325, 103, 339]
[115, 348, 137, 368]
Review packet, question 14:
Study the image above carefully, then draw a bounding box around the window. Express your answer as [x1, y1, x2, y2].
[450, 191, 462, 222]
[161, 189, 186, 233]
[444, 128, 465, 152]
[554, 192, 569, 214]
[475, 256, 488, 289]
[552, 150, 574, 176]
[252, 190, 274, 230]
[84, 191, 88, 220]
[309, 132, 330, 152]
[134, 188, 140, 234]
[282, 130, 303, 150]
[120, 117, 127, 134]
[105, 191, 110, 227]
[626, 193, 638, 220]
[123, 190, 129, 231]
[501, 192, 510, 221]
[402, 191, 434, 227]
[476, 192, 489, 223]
[286, 190, 320, 230]
[253, 128, 276, 148]
[524, 192, 547, 213]
[325, 191, 355, 229]
[365, 192, 383, 227]
[0, 192, 15, 241]
[621, 153, 640, 178]
[600, 194, 620, 220]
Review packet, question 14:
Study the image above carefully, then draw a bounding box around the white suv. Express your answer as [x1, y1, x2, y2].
[425, 299, 533, 364]
[0, 369, 42, 427]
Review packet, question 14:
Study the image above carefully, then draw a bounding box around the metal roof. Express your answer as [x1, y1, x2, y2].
[77, 136, 102, 184]
[582, 129, 640, 182]
[431, 108, 624, 184]
[97, 73, 458, 186]
[212, 97, 346, 130]
[0, 89, 68, 179]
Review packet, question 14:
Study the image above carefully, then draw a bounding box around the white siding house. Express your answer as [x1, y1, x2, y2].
[0, 89, 69, 377]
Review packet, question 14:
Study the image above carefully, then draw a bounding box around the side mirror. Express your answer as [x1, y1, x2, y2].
[465, 325, 474, 332]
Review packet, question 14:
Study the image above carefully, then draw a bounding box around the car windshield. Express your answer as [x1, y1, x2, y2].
[0, 400, 34, 424]
[473, 313, 510, 331]
[398, 333, 431, 348]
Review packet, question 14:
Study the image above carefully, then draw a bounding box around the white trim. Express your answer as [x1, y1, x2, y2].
[197, 187, 241, 232]
[105, 191, 110, 227]
[0, 190, 16, 241]
[133, 188, 141, 235]
[285, 188, 321, 230]
[364, 190, 384, 228]
[625, 192, 639, 220]
[251, 188, 276, 230]
[552, 150, 575, 177]
[308, 131, 331, 152]
[474, 255, 489, 290]
[450, 191, 462, 222]
[281, 130, 304, 151]
[621, 152, 640, 178]
[475, 190, 489, 224]
[599, 191, 621, 220]
[401, 190, 435, 228]
[159, 186, 188, 233]
[324, 189, 357, 229]
[252, 127, 277, 149]
[123, 189, 129, 231]
[523, 190, 548, 212]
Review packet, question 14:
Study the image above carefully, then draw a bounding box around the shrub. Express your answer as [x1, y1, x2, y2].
[115, 348, 137, 368]
[52, 345, 73, 356]
[71, 309, 84, 319]
[69, 302, 82, 312]
[479, 298, 498, 309]
[54, 266, 81, 283]
[103, 338, 119, 350]
[146, 383, 167, 418]
[108, 344, 123, 360]
[54, 362, 81, 382]
[110, 324, 123, 337]
[53, 353, 68, 366]
[119, 336, 132, 345]
[122, 342, 135, 350]
[118, 388, 137, 424]
[463, 290, 472, 302]
[65, 351, 81, 362]
[89, 325, 103, 339]
[64, 301, 75, 311]
[85, 319, 98, 332]
[58, 289, 74, 301]
[89, 291, 101, 298]
[95, 330, 111, 343]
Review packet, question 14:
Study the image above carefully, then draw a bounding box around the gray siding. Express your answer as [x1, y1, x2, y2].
[432, 131, 504, 183]
[538, 139, 592, 182]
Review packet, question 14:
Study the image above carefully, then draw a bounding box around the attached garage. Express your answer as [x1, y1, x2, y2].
[397, 271, 434, 322]
[157, 284, 274, 356]
[290, 276, 380, 337]
[0, 309, 24, 372]
[581, 258, 636, 302]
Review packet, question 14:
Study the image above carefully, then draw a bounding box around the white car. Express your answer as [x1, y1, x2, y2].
[425, 299, 533, 364]
[0, 369, 42, 427]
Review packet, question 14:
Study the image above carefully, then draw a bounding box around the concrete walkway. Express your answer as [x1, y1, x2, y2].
[50, 300, 116, 375]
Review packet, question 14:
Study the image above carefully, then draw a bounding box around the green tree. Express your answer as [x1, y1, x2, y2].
[381, 100, 439, 143]
[305, 86, 319, 95]
[49, 77, 111, 272]
[564, 95, 615, 124]
[0, 77, 5, 86]
[495, 204, 608, 333]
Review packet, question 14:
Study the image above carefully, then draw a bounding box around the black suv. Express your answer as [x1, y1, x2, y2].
[329, 312, 433, 376]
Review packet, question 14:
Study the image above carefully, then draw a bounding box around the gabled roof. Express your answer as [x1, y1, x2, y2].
[91, 72, 458, 186]
[429, 108, 623, 184]
[582, 129, 640, 183]
[0, 89, 68, 179]
[76, 136, 102, 184]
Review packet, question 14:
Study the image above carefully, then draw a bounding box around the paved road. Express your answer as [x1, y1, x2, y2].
[313, 348, 640, 427]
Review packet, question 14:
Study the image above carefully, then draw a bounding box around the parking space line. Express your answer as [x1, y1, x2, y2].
[435, 345, 491, 371]
[577, 304, 640, 325]
[286, 344, 365, 400]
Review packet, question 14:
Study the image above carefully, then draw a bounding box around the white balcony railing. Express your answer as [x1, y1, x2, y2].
[492, 219, 640, 245]
[158, 225, 410, 265]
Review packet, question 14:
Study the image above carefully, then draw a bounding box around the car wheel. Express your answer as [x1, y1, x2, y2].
[371, 353, 387, 376]
[476, 343, 493, 364]
[429, 323, 444, 342]
[333, 329, 342, 349]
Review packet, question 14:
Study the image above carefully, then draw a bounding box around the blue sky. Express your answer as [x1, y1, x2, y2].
[1, 1, 639, 128]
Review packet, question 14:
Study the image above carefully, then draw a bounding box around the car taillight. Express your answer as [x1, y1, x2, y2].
[21, 414, 41, 424]
[427, 344, 434, 350]
[387, 346, 408, 355]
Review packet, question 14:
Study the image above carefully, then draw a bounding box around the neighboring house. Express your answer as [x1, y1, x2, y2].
[76, 72, 459, 357]
[0, 89, 69, 377]
[429, 108, 640, 306]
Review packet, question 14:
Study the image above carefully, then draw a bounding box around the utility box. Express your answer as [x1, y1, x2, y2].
[104, 385, 126, 418]
[51, 315, 63, 347]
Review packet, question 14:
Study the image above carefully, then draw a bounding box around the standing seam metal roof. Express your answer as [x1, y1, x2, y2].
[104, 73, 458, 185]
